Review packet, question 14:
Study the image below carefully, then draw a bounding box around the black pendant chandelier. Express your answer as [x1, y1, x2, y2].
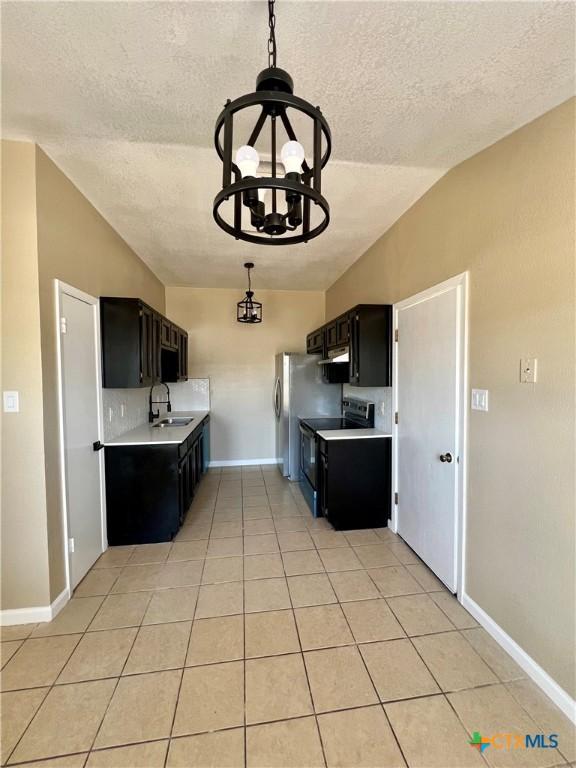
[237, 263, 262, 323]
[214, 0, 331, 245]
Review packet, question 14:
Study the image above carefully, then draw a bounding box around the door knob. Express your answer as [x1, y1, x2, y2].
[439, 452, 453, 463]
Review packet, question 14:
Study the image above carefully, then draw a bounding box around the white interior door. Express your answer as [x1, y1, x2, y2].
[60, 290, 104, 588]
[395, 276, 466, 592]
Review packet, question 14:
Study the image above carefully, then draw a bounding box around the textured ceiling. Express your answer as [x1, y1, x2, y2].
[2, 1, 574, 289]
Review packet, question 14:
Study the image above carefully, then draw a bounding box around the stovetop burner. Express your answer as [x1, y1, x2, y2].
[300, 417, 367, 431]
[300, 398, 375, 433]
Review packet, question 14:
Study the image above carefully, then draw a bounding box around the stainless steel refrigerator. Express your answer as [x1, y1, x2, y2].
[274, 353, 342, 480]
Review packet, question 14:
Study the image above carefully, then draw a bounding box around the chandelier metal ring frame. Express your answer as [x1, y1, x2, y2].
[213, 0, 332, 245]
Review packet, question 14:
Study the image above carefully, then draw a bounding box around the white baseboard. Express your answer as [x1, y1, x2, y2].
[209, 458, 280, 467]
[0, 587, 70, 626]
[461, 591, 576, 724]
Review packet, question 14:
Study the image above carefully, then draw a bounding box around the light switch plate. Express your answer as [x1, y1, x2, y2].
[3, 391, 19, 413]
[520, 358, 537, 383]
[471, 389, 489, 411]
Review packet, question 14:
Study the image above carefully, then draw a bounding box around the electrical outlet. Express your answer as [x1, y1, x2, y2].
[520, 358, 537, 383]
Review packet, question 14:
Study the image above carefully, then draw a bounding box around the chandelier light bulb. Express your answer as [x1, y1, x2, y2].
[281, 141, 305, 174]
[235, 145, 260, 177]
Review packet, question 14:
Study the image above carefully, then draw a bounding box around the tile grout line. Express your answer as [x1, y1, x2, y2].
[4, 615, 99, 764]
[3, 649, 528, 695]
[398, 614, 502, 768]
[163, 472, 219, 766]
[278, 515, 329, 768]
[334, 590, 411, 768]
[85, 585, 154, 759]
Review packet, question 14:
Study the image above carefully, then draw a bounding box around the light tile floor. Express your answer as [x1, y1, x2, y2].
[2, 466, 575, 767]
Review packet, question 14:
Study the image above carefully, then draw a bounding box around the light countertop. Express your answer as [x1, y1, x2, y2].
[316, 428, 392, 441]
[105, 411, 209, 447]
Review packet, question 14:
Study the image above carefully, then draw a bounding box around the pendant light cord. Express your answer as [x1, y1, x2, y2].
[268, 0, 277, 68]
[247, 265, 252, 293]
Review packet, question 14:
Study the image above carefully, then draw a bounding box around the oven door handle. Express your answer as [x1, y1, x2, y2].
[299, 423, 314, 476]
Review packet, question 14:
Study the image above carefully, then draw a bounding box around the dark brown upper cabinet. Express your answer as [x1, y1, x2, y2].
[161, 318, 171, 348]
[347, 304, 392, 386]
[325, 321, 338, 349]
[325, 313, 350, 350]
[100, 297, 188, 388]
[178, 331, 188, 382]
[306, 304, 392, 387]
[336, 314, 350, 346]
[306, 327, 325, 355]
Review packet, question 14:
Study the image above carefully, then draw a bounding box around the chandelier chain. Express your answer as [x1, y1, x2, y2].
[267, 0, 277, 68]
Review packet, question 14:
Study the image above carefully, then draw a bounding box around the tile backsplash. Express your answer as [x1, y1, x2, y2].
[102, 388, 150, 442]
[343, 384, 393, 432]
[102, 378, 210, 441]
[169, 378, 210, 411]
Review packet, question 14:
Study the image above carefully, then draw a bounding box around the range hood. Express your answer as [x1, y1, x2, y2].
[317, 346, 349, 365]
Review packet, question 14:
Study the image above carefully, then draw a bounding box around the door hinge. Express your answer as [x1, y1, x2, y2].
[394, 328, 399, 342]
[394, 492, 399, 505]
[394, 411, 398, 425]
[68, 537, 75, 553]
[60, 317, 67, 334]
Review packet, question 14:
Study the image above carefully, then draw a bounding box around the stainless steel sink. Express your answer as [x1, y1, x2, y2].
[153, 417, 193, 428]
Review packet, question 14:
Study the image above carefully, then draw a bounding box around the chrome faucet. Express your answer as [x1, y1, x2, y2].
[148, 382, 172, 423]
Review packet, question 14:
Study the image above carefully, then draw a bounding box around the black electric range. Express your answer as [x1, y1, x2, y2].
[299, 398, 375, 511]
[299, 398, 391, 530]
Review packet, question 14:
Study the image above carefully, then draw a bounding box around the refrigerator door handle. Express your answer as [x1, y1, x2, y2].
[273, 377, 281, 419]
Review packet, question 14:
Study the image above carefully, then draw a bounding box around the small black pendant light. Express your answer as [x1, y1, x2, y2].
[214, 0, 331, 245]
[237, 263, 262, 324]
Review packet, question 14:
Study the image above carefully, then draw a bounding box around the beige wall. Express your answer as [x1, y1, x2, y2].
[34, 147, 166, 601]
[165, 287, 324, 462]
[1, 142, 51, 609]
[1, 141, 166, 608]
[326, 99, 575, 697]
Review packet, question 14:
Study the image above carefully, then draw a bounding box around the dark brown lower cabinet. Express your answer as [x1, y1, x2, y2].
[317, 435, 391, 530]
[105, 416, 209, 544]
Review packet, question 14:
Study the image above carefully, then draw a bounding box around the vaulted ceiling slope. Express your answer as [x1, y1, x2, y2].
[2, 1, 574, 289]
